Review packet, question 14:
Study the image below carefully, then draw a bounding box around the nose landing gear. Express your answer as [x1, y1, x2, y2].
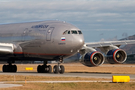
[53, 57, 65, 74]
[53, 63, 65, 74]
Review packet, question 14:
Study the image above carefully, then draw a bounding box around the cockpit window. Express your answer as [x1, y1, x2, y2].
[78, 30, 82, 34]
[71, 30, 77, 34]
[68, 31, 70, 34]
[63, 30, 68, 34]
[63, 30, 82, 35]
[63, 30, 71, 35]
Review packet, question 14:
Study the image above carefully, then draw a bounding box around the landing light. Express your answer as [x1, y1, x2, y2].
[80, 39, 83, 43]
[71, 50, 73, 52]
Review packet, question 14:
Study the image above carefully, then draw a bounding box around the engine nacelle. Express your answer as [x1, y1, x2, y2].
[107, 49, 127, 64]
[80, 51, 105, 67]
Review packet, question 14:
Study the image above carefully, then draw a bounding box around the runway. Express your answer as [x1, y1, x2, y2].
[0, 71, 135, 88]
[0, 64, 135, 88]
[0, 71, 135, 79]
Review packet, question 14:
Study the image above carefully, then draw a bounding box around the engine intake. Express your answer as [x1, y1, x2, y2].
[80, 51, 105, 67]
[107, 49, 127, 64]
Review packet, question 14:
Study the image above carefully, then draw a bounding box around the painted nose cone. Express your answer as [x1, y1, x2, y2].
[72, 35, 84, 52]
[80, 39, 83, 43]
[79, 38, 85, 47]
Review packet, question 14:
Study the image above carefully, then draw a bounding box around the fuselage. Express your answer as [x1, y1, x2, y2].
[0, 21, 84, 61]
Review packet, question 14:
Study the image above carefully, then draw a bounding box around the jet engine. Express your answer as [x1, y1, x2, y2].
[80, 51, 105, 67]
[106, 49, 127, 64]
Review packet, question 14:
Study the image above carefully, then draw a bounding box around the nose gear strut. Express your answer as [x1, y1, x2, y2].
[53, 57, 65, 74]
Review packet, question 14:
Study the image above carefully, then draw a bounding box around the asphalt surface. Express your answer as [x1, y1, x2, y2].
[0, 64, 135, 88]
[0, 71, 135, 88]
[0, 71, 135, 79]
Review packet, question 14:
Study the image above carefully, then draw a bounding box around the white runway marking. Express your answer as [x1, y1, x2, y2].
[0, 82, 22, 88]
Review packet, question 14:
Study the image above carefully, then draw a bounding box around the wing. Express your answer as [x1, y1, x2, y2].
[0, 43, 14, 54]
[84, 40, 135, 48]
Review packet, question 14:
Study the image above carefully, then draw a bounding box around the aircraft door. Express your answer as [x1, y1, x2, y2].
[46, 27, 54, 41]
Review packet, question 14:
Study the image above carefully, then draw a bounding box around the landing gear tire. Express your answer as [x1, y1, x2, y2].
[42, 65, 46, 73]
[37, 65, 43, 73]
[37, 65, 52, 73]
[53, 65, 65, 74]
[59, 65, 65, 74]
[2, 65, 17, 72]
[47, 65, 52, 73]
[3, 65, 7, 72]
[53, 65, 59, 74]
[12, 65, 17, 72]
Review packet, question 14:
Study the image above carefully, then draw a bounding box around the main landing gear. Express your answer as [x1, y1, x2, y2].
[2, 63, 17, 72]
[37, 60, 65, 74]
[37, 64, 52, 73]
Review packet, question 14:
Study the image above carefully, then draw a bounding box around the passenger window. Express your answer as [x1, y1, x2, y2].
[71, 30, 77, 34]
[78, 30, 82, 34]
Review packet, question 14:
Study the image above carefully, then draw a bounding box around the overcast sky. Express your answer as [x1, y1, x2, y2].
[0, 0, 135, 42]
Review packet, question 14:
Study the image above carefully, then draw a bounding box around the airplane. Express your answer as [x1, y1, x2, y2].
[0, 20, 135, 74]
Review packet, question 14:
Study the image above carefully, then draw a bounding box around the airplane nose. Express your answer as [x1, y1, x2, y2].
[72, 35, 84, 52]
[79, 39, 83, 43]
[80, 38, 85, 47]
